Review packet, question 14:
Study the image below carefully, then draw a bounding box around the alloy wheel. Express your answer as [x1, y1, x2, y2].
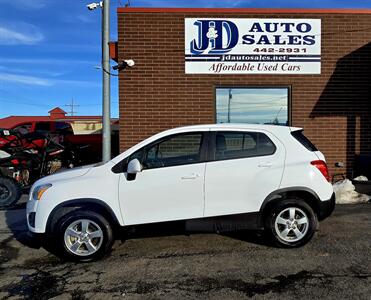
[64, 219, 104, 256]
[274, 207, 309, 243]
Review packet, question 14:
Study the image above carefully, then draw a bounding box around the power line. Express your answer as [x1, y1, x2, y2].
[0, 98, 56, 108]
[0, 98, 119, 108]
[79, 101, 119, 107]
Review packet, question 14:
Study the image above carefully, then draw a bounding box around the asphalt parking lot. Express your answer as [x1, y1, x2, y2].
[0, 196, 370, 299]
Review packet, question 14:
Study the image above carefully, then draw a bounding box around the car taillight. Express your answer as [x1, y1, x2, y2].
[311, 160, 330, 182]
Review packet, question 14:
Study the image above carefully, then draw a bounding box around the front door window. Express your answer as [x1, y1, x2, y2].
[143, 133, 203, 169]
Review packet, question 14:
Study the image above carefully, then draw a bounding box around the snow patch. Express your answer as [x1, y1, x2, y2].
[353, 175, 368, 181]
[333, 179, 370, 204]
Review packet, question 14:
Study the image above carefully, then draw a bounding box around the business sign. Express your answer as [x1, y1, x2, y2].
[185, 18, 321, 74]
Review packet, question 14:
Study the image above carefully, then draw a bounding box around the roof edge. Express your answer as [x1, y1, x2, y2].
[117, 7, 371, 14]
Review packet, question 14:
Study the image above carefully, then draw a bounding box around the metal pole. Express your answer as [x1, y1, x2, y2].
[102, 0, 111, 162]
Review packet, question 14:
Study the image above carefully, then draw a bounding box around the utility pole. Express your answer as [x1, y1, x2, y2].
[65, 98, 80, 116]
[87, 1, 111, 162]
[102, 0, 111, 162]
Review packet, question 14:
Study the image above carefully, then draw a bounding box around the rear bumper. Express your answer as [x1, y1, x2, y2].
[318, 192, 336, 220]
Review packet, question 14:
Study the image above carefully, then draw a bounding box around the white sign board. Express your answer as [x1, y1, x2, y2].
[185, 18, 321, 74]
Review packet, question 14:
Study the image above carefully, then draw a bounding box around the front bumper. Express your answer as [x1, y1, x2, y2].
[318, 192, 336, 220]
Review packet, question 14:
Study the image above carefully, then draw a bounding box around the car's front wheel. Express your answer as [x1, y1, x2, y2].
[266, 199, 318, 247]
[54, 210, 114, 261]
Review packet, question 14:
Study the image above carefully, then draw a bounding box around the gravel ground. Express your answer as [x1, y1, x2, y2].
[0, 197, 370, 299]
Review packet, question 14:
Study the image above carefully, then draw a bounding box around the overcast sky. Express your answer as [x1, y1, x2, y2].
[0, 0, 370, 118]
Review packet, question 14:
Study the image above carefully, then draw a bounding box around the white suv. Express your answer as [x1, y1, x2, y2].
[27, 124, 335, 261]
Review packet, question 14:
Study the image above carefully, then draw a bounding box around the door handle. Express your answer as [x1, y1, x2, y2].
[181, 173, 200, 180]
[258, 162, 273, 168]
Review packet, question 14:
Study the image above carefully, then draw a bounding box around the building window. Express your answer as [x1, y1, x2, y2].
[216, 87, 290, 125]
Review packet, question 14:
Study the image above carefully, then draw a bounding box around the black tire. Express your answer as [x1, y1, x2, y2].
[0, 177, 22, 209]
[265, 199, 318, 248]
[52, 210, 114, 262]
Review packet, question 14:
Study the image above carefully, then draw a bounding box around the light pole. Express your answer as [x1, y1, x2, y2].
[87, 1, 111, 163]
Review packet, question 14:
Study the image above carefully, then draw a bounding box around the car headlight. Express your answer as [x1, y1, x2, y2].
[32, 184, 52, 201]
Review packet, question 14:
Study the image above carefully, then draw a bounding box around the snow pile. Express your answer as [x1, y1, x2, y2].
[333, 178, 370, 204]
[353, 175, 368, 181]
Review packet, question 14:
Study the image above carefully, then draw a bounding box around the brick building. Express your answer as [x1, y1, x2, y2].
[115, 7, 371, 175]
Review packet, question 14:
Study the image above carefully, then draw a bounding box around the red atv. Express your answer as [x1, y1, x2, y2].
[0, 129, 74, 208]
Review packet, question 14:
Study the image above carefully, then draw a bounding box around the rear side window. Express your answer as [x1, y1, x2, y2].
[291, 130, 318, 151]
[214, 131, 276, 161]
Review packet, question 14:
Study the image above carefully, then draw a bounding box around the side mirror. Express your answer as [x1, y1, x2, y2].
[127, 158, 142, 174]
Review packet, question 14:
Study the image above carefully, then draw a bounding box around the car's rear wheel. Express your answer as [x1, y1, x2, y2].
[0, 177, 22, 209]
[266, 199, 317, 247]
[54, 210, 114, 262]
